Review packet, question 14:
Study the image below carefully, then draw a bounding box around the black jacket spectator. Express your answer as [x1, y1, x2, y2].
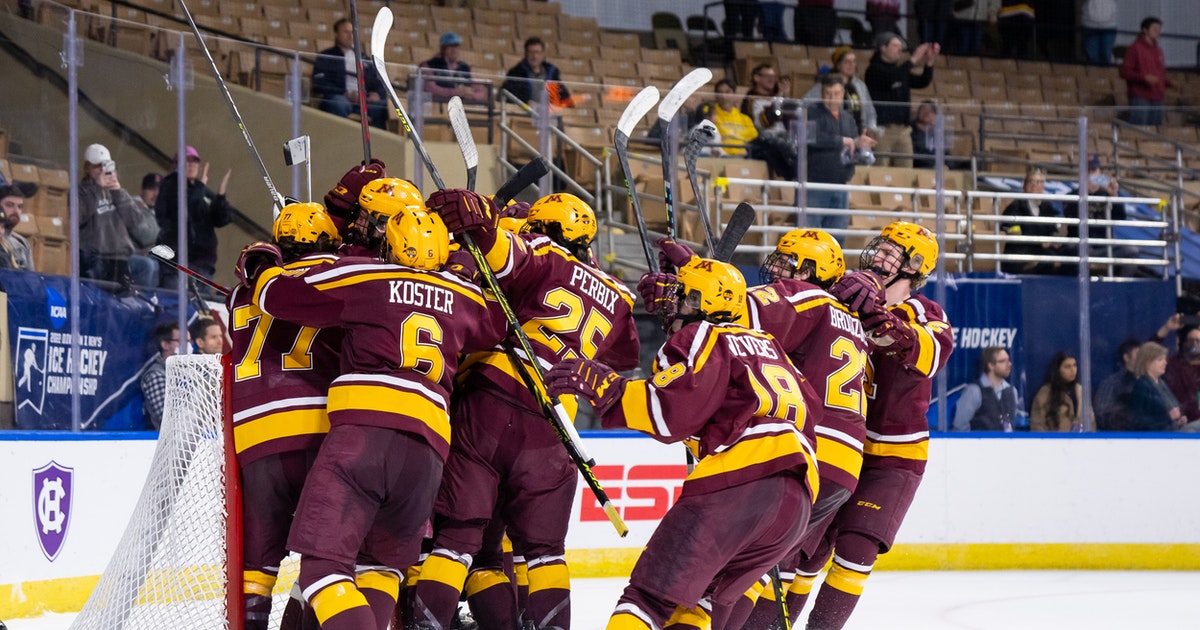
[311, 46, 386, 105]
[155, 171, 234, 279]
[805, 100, 858, 185]
[864, 54, 933, 127]
[502, 59, 571, 105]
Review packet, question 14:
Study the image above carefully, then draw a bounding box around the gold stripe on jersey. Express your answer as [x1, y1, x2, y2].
[519, 235, 636, 309]
[864, 439, 929, 461]
[691, 325, 779, 373]
[233, 408, 330, 454]
[689, 430, 817, 494]
[327, 384, 451, 445]
[310, 268, 487, 308]
[618, 381, 654, 435]
[486, 230, 515, 273]
[791, 294, 840, 315]
[463, 351, 581, 419]
[253, 266, 286, 305]
[816, 435, 865, 481]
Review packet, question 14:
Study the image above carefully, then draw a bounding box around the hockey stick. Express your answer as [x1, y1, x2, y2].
[347, 0, 372, 163]
[769, 565, 793, 630]
[374, 7, 627, 537]
[613, 85, 662, 272]
[447, 96, 478, 191]
[684, 119, 719, 253]
[175, 0, 285, 213]
[493, 157, 550, 208]
[656, 68, 712, 242]
[150, 244, 231, 297]
[712, 202, 756, 263]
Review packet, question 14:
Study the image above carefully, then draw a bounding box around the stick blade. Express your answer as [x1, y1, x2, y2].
[712, 202, 756, 262]
[494, 157, 550, 207]
[447, 96, 478, 169]
[616, 86, 661, 138]
[657, 67, 713, 123]
[370, 7, 392, 59]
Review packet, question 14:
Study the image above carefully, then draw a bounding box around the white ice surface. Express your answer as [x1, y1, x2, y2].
[9, 572, 1200, 629]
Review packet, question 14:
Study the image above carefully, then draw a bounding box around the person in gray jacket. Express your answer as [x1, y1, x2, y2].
[804, 73, 875, 244]
[954, 346, 1021, 431]
[78, 144, 159, 289]
[804, 46, 879, 140]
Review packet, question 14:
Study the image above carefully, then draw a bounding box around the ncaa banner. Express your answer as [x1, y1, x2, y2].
[1, 271, 159, 430]
[922, 278, 1023, 428]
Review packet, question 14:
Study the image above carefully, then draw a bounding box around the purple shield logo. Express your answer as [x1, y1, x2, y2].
[33, 461, 74, 562]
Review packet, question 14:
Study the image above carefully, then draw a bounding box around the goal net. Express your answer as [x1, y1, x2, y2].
[69, 354, 262, 629]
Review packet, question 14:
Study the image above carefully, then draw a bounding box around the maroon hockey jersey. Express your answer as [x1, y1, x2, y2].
[253, 256, 508, 459]
[227, 253, 341, 466]
[460, 232, 640, 421]
[862, 293, 953, 474]
[604, 320, 820, 499]
[746, 278, 870, 491]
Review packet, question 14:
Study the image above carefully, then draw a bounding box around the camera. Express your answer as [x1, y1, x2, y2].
[1089, 173, 1110, 187]
[102, 159, 116, 175]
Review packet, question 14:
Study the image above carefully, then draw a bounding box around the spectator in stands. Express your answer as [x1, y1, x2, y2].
[155, 145, 236, 287]
[997, 1, 1036, 59]
[794, 0, 836, 46]
[312, 18, 388, 129]
[952, 0, 999, 57]
[1030, 351, 1092, 432]
[741, 62, 791, 135]
[1094, 338, 1141, 431]
[864, 32, 938, 168]
[1000, 167, 1069, 275]
[1130, 341, 1200, 432]
[501, 37, 574, 108]
[140, 321, 186, 430]
[804, 73, 874, 244]
[723, 0, 761, 40]
[910, 99, 942, 169]
[1082, 0, 1118, 66]
[189, 316, 224, 355]
[420, 32, 487, 102]
[79, 144, 159, 289]
[953, 346, 1020, 431]
[866, 0, 901, 40]
[1120, 17, 1171, 127]
[804, 47, 879, 141]
[914, 0, 954, 45]
[0, 184, 34, 271]
[703, 79, 758, 156]
[129, 172, 162, 288]
[1065, 153, 1139, 276]
[1162, 324, 1200, 425]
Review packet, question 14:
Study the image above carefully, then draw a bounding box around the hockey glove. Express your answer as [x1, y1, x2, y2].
[500, 200, 531, 220]
[324, 158, 387, 222]
[637, 272, 678, 317]
[545, 358, 627, 416]
[443, 248, 479, 283]
[830, 270, 885, 314]
[235, 241, 283, 289]
[656, 237, 698, 272]
[427, 189, 498, 236]
[863, 309, 917, 354]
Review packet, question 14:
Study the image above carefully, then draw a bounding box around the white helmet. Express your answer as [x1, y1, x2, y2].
[84, 144, 111, 165]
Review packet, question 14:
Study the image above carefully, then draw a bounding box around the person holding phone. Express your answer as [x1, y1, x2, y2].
[1163, 324, 1200, 425]
[78, 143, 159, 289]
[1065, 154, 1139, 276]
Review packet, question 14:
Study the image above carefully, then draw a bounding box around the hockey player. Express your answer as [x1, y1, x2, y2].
[546, 257, 819, 630]
[643, 230, 871, 629]
[414, 190, 640, 630]
[229, 203, 343, 630]
[800, 221, 953, 630]
[245, 206, 508, 630]
[339, 177, 425, 257]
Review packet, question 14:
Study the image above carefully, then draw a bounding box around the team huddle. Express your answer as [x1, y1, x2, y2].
[226, 160, 952, 630]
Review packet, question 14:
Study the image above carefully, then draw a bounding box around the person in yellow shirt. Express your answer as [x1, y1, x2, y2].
[705, 78, 759, 156]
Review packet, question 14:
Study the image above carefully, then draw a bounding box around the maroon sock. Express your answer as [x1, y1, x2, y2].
[466, 577, 519, 630]
[805, 533, 878, 630]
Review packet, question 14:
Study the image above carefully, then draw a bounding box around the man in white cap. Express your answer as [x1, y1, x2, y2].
[78, 143, 158, 288]
[311, 17, 388, 128]
[420, 31, 486, 101]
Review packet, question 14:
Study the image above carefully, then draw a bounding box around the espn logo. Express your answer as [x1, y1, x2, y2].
[579, 465, 687, 522]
